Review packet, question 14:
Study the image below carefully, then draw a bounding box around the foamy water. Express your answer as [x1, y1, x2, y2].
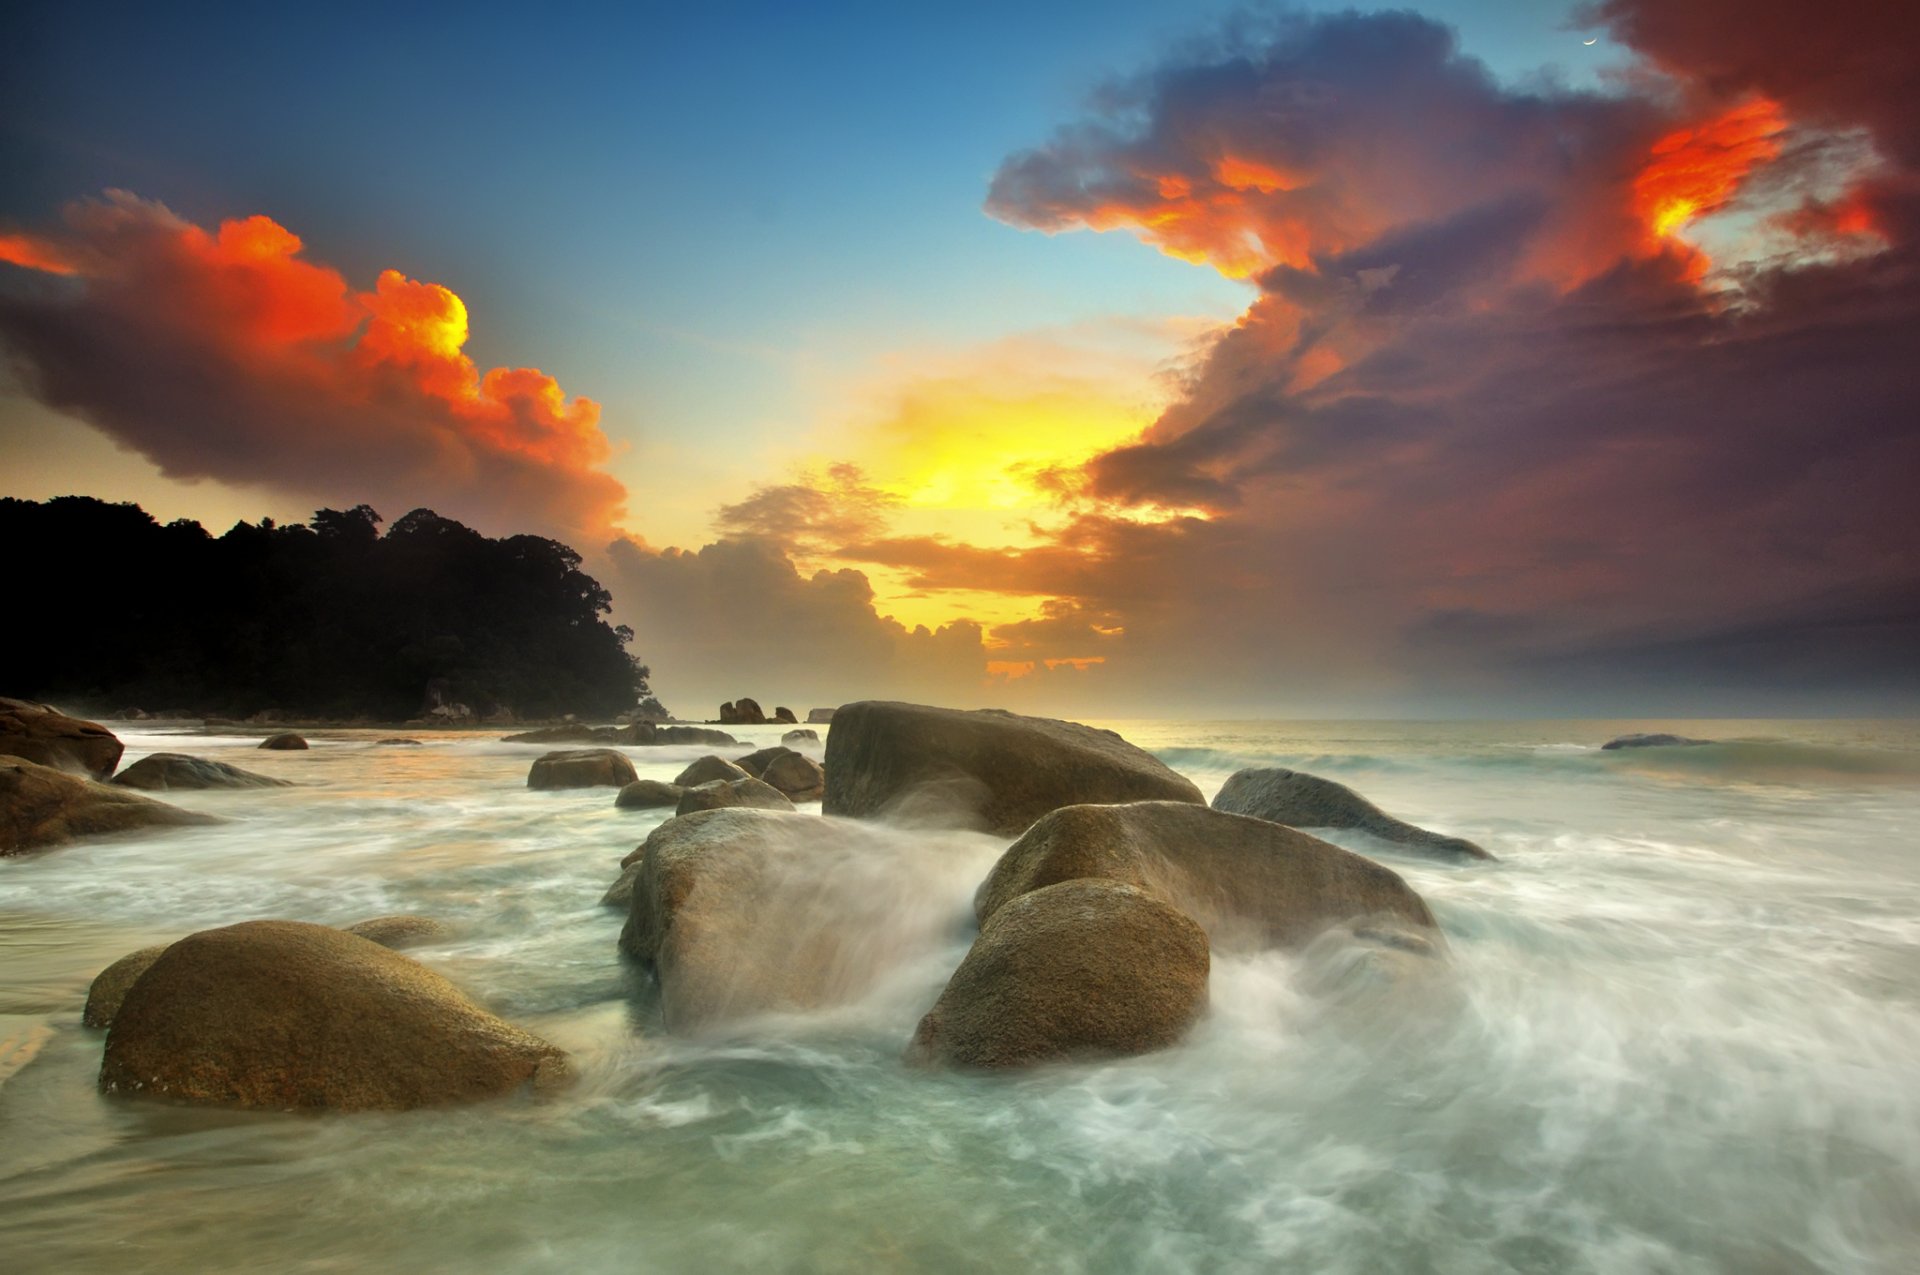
[2, 719, 1917, 1273]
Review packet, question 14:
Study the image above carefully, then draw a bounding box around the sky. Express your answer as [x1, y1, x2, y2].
[3, 0, 1915, 717]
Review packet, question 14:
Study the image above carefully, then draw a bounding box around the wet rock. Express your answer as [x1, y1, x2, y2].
[978, 801, 1441, 954]
[526, 748, 637, 790]
[1210, 767, 1493, 862]
[2, 757, 220, 855]
[342, 914, 449, 949]
[111, 753, 291, 792]
[674, 755, 751, 787]
[761, 751, 826, 802]
[615, 779, 684, 810]
[733, 746, 788, 777]
[375, 737, 423, 746]
[782, 728, 820, 744]
[601, 860, 644, 908]
[83, 944, 169, 1028]
[773, 706, 798, 724]
[0, 697, 123, 779]
[258, 733, 309, 751]
[1601, 732, 1713, 750]
[906, 879, 1209, 1070]
[823, 701, 1204, 837]
[806, 707, 836, 724]
[502, 725, 621, 744]
[100, 920, 569, 1111]
[674, 776, 795, 815]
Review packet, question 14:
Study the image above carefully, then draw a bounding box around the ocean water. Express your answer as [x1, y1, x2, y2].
[2, 718, 1917, 1274]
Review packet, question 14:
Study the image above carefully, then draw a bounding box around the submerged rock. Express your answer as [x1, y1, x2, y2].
[906, 879, 1209, 1070]
[343, 914, 449, 949]
[2, 757, 220, 855]
[112, 753, 291, 792]
[978, 801, 1441, 954]
[615, 779, 684, 810]
[674, 776, 794, 815]
[1601, 732, 1713, 750]
[782, 728, 820, 744]
[258, 733, 308, 751]
[83, 944, 170, 1028]
[822, 701, 1204, 837]
[375, 737, 423, 746]
[0, 697, 123, 779]
[502, 725, 621, 744]
[1211, 767, 1493, 862]
[527, 748, 636, 790]
[674, 755, 751, 787]
[100, 920, 569, 1111]
[650, 725, 740, 748]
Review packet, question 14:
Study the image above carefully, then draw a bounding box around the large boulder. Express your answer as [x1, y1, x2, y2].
[2, 757, 219, 854]
[718, 698, 768, 726]
[674, 755, 751, 787]
[99, 920, 569, 1111]
[675, 776, 795, 815]
[111, 753, 291, 792]
[618, 809, 902, 1029]
[615, 779, 684, 810]
[0, 697, 122, 779]
[822, 701, 1204, 837]
[906, 880, 1209, 1070]
[258, 733, 308, 751]
[83, 944, 169, 1028]
[733, 746, 788, 777]
[1211, 768, 1493, 862]
[762, 751, 826, 802]
[527, 748, 636, 790]
[977, 801, 1440, 953]
[1601, 732, 1712, 750]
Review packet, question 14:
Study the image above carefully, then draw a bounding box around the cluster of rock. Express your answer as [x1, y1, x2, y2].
[504, 722, 739, 748]
[716, 698, 801, 726]
[608, 701, 1466, 1070]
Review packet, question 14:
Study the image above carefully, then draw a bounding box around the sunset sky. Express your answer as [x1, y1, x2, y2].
[4, 0, 1915, 716]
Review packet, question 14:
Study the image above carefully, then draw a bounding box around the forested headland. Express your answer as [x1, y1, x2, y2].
[3, 497, 649, 721]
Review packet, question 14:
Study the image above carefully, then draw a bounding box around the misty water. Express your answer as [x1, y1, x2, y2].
[3, 719, 1918, 1273]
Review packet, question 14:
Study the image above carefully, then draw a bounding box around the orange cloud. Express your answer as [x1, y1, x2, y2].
[1632, 96, 1787, 271]
[0, 191, 622, 542]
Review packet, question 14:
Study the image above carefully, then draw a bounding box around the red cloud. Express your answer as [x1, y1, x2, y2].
[0, 191, 623, 542]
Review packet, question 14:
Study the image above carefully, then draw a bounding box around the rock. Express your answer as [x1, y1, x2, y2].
[718, 699, 768, 726]
[733, 746, 789, 777]
[762, 751, 826, 802]
[601, 861, 644, 908]
[502, 725, 620, 744]
[782, 728, 820, 744]
[376, 737, 423, 746]
[977, 801, 1441, 953]
[0, 697, 123, 779]
[675, 776, 795, 815]
[822, 701, 1204, 837]
[342, 914, 449, 949]
[618, 809, 897, 1028]
[258, 733, 309, 751]
[83, 944, 169, 1028]
[1601, 732, 1713, 750]
[906, 880, 1209, 1070]
[806, 707, 836, 724]
[615, 779, 684, 810]
[99, 920, 569, 1111]
[674, 755, 751, 787]
[526, 748, 637, 790]
[773, 706, 798, 724]
[650, 725, 740, 747]
[2, 757, 220, 854]
[1210, 767, 1493, 862]
[111, 753, 292, 792]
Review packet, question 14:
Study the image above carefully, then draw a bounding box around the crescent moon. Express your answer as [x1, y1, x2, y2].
[1583, 37, 1598, 45]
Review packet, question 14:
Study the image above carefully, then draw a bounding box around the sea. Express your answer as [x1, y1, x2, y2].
[2, 718, 1917, 1274]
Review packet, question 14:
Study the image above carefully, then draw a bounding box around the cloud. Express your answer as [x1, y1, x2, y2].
[963, 8, 1920, 712]
[712, 463, 899, 556]
[0, 191, 624, 543]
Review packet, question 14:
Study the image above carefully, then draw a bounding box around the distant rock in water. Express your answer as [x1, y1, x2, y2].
[718, 698, 768, 725]
[615, 779, 683, 810]
[773, 706, 798, 724]
[1601, 733, 1713, 750]
[343, 914, 449, 949]
[822, 701, 1204, 837]
[674, 755, 751, 787]
[675, 776, 795, 816]
[650, 725, 740, 748]
[1211, 768, 1493, 862]
[83, 944, 170, 1028]
[112, 753, 292, 792]
[806, 707, 836, 724]
[375, 737, 423, 746]
[2, 757, 220, 854]
[782, 728, 819, 744]
[99, 920, 569, 1111]
[527, 748, 636, 790]
[258, 733, 308, 751]
[503, 724, 622, 745]
[978, 801, 1443, 952]
[0, 697, 123, 779]
[906, 879, 1209, 1070]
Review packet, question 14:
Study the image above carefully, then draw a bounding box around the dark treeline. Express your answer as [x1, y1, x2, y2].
[3, 497, 649, 720]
